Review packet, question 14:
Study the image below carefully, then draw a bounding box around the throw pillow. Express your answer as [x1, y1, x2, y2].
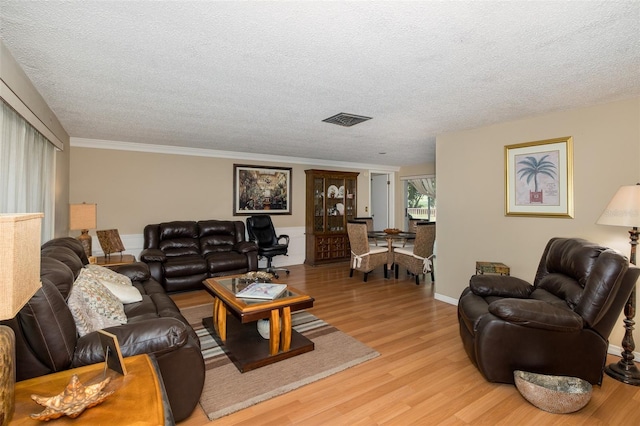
[84, 264, 142, 304]
[68, 269, 127, 336]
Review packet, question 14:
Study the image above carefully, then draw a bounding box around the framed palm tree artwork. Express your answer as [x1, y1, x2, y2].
[505, 137, 573, 218]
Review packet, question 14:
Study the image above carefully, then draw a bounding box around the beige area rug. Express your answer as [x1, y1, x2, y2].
[180, 303, 379, 421]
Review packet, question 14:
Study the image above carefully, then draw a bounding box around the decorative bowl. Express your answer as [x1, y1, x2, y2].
[383, 228, 401, 234]
[514, 370, 592, 414]
[256, 318, 281, 339]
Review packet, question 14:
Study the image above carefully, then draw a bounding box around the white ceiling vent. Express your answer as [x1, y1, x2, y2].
[322, 113, 372, 127]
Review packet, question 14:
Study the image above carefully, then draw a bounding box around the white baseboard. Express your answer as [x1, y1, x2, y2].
[98, 226, 307, 266]
[607, 344, 640, 362]
[435, 292, 458, 306]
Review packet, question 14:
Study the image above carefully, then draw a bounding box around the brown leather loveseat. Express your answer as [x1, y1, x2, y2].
[458, 237, 640, 385]
[140, 220, 259, 293]
[1, 237, 205, 422]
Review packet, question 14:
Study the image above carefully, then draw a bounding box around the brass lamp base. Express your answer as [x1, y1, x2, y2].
[0, 325, 16, 426]
[76, 229, 92, 258]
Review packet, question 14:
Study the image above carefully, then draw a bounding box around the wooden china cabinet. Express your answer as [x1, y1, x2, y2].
[305, 169, 358, 265]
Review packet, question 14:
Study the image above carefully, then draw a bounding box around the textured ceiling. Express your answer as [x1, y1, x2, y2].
[1, 1, 639, 167]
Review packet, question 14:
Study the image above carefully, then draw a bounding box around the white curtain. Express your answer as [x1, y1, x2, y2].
[409, 176, 436, 200]
[1, 100, 55, 241]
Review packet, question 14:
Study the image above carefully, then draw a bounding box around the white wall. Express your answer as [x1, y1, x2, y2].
[435, 97, 640, 354]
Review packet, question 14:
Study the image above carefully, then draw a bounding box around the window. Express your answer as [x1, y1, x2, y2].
[1, 100, 56, 240]
[403, 175, 436, 227]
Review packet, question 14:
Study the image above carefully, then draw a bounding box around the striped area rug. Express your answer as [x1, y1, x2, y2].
[180, 303, 379, 421]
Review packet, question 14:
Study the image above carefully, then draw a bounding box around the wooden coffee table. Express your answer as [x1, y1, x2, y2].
[203, 275, 315, 372]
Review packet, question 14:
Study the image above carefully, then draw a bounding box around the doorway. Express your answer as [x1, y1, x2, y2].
[371, 173, 390, 230]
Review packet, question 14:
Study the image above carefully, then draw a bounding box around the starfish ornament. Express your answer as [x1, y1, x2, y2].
[30, 374, 114, 420]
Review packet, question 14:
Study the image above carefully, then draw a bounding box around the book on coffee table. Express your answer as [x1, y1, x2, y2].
[236, 282, 288, 300]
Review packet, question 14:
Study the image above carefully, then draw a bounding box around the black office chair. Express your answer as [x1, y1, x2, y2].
[246, 215, 290, 278]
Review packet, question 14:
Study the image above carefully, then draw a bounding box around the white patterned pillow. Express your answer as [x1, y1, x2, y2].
[83, 264, 142, 304]
[68, 269, 127, 336]
[85, 264, 132, 286]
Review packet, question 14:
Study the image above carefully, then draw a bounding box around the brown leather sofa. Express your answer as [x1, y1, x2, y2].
[140, 220, 259, 293]
[458, 237, 640, 385]
[0, 237, 205, 422]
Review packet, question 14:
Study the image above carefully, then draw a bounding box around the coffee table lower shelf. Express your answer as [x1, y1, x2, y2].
[203, 315, 314, 373]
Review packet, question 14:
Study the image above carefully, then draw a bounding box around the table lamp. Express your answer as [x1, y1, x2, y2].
[0, 213, 43, 425]
[596, 183, 640, 386]
[69, 203, 97, 258]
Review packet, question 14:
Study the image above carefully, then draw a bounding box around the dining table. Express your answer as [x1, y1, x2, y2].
[367, 230, 416, 270]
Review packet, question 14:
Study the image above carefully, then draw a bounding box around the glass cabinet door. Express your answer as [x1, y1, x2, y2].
[344, 178, 356, 222]
[313, 177, 325, 232]
[326, 177, 346, 232]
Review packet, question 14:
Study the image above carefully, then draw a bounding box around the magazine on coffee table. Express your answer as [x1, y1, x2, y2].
[236, 282, 288, 300]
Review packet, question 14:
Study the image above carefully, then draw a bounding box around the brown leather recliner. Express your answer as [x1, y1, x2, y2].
[458, 237, 640, 385]
[1, 237, 205, 422]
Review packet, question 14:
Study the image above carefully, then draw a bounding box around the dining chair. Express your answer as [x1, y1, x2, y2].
[393, 222, 435, 285]
[347, 221, 389, 282]
[354, 216, 386, 247]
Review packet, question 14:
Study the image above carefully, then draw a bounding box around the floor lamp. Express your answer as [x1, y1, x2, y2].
[597, 183, 640, 386]
[0, 213, 43, 425]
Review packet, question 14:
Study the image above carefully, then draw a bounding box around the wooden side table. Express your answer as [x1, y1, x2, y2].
[93, 253, 136, 267]
[476, 261, 510, 276]
[12, 354, 171, 425]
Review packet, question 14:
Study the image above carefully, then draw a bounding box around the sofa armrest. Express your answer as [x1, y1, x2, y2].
[234, 241, 258, 254]
[72, 317, 189, 366]
[110, 262, 151, 282]
[470, 274, 534, 298]
[488, 298, 583, 332]
[140, 248, 167, 263]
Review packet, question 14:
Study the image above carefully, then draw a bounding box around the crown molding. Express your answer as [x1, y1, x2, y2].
[70, 137, 400, 172]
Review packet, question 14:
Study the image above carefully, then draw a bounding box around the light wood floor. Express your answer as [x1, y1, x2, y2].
[171, 263, 640, 425]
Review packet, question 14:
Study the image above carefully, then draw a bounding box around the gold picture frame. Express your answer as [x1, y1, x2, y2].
[233, 164, 292, 215]
[505, 136, 573, 218]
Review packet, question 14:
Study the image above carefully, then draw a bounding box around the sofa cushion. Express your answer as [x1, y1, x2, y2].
[199, 220, 242, 256]
[19, 278, 78, 372]
[205, 252, 250, 274]
[163, 256, 208, 277]
[41, 237, 89, 265]
[159, 221, 201, 257]
[40, 257, 75, 300]
[536, 273, 583, 309]
[41, 245, 84, 279]
[68, 269, 127, 336]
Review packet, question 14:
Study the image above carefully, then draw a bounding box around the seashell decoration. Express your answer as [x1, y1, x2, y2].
[240, 271, 274, 282]
[30, 374, 114, 421]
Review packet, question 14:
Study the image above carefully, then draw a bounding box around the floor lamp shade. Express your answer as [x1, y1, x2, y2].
[0, 213, 43, 426]
[597, 184, 640, 386]
[69, 203, 97, 257]
[597, 185, 640, 230]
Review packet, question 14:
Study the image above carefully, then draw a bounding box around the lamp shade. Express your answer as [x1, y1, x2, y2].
[69, 203, 97, 230]
[596, 184, 640, 228]
[0, 213, 43, 320]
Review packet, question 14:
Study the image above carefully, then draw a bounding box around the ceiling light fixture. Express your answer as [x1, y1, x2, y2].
[322, 113, 372, 127]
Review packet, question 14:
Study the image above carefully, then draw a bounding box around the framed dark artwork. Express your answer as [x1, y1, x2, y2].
[505, 136, 573, 218]
[233, 165, 292, 215]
